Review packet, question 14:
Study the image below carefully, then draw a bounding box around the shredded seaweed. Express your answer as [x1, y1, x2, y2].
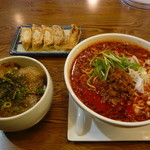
[0, 70, 28, 108]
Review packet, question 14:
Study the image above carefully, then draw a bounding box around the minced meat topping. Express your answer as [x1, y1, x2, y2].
[98, 67, 135, 106]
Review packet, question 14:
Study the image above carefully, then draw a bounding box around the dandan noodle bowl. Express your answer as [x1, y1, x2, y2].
[64, 33, 150, 127]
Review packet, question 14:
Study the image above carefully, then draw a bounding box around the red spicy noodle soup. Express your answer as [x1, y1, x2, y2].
[70, 41, 150, 122]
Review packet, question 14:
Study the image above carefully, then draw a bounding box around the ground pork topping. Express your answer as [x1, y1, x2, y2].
[98, 67, 135, 106]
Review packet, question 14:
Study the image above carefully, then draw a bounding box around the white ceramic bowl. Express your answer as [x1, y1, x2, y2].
[64, 33, 150, 127]
[0, 56, 53, 131]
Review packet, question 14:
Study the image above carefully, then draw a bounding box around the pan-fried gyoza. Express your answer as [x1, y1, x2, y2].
[20, 24, 81, 51]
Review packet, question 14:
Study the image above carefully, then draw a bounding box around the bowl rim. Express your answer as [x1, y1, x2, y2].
[0, 56, 53, 121]
[64, 33, 150, 127]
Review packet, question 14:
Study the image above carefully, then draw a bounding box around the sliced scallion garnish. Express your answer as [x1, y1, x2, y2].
[87, 50, 141, 85]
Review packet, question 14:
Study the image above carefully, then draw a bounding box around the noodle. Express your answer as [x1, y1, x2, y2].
[71, 41, 150, 122]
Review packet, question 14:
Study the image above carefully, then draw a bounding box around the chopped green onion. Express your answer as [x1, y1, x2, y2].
[88, 50, 141, 82]
[37, 87, 45, 95]
[3, 101, 12, 108]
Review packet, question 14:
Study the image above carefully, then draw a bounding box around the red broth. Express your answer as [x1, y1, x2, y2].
[70, 41, 150, 122]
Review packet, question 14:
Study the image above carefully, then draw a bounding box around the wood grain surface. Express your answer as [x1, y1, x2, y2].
[0, 0, 150, 149]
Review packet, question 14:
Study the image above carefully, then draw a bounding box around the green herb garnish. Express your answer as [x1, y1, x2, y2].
[37, 87, 45, 95]
[88, 50, 141, 83]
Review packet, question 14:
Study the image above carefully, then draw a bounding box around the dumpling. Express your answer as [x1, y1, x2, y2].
[32, 24, 44, 50]
[20, 27, 32, 50]
[42, 25, 54, 47]
[52, 25, 65, 45]
[66, 24, 81, 49]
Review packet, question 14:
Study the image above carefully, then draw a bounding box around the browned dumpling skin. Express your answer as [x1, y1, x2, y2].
[67, 24, 81, 49]
[32, 24, 44, 50]
[52, 25, 65, 45]
[54, 24, 81, 50]
[42, 25, 54, 47]
[20, 27, 32, 50]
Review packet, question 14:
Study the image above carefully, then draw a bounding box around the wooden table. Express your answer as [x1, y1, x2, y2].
[0, 0, 150, 149]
